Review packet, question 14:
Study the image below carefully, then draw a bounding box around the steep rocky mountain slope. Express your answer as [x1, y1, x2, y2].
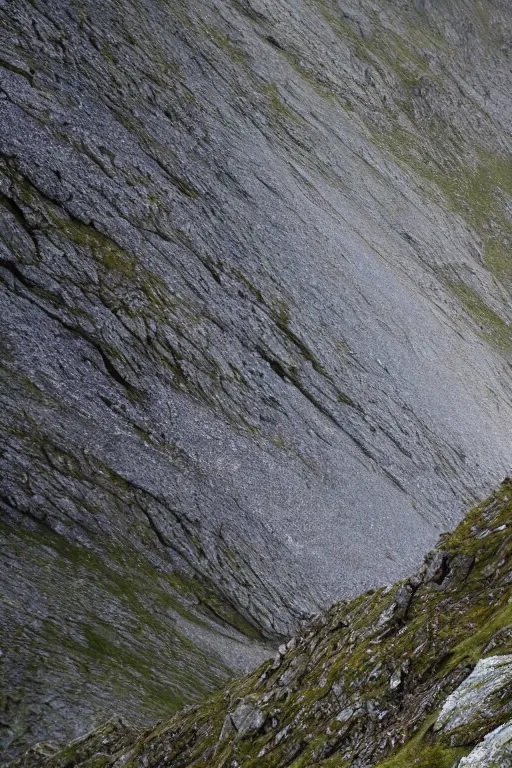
[1, 0, 512, 759]
[10, 478, 512, 767]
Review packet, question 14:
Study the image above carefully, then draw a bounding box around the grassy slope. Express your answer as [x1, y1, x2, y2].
[11, 478, 512, 767]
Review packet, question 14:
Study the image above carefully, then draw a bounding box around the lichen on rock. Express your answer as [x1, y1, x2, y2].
[458, 720, 512, 767]
[434, 655, 512, 745]
[8, 479, 512, 767]
[2, 0, 512, 761]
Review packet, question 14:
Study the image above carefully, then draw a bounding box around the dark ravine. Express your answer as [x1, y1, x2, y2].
[1, 0, 512, 759]
[9, 479, 512, 767]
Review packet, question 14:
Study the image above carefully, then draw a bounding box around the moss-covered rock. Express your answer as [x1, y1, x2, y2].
[3, 0, 512, 759]
[10, 479, 512, 767]
[458, 720, 512, 767]
[434, 655, 512, 745]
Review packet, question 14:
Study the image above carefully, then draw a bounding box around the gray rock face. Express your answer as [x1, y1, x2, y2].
[11, 483, 512, 767]
[1, 0, 512, 758]
[458, 720, 512, 767]
[230, 700, 266, 737]
[435, 655, 512, 745]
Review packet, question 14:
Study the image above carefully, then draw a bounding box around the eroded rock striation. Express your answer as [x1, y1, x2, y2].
[10, 479, 512, 767]
[1, 0, 512, 758]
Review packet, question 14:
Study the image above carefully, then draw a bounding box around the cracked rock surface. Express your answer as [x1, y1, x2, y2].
[434, 655, 512, 741]
[1, 0, 512, 758]
[458, 720, 512, 767]
[10, 479, 512, 767]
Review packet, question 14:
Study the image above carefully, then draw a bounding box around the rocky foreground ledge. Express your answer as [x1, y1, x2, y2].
[9, 479, 512, 768]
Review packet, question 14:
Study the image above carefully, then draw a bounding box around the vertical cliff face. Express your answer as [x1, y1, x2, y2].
[1, 0, 512, 758]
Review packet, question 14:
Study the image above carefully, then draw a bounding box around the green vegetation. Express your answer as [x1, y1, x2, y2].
[101, 479, 511, 767]
[260, 82, 297, 122]
[376, 743, 468, 768]
[202, 22, 249, 64]
[444, 279, 512, 352]
[7, 483, 512, 766]
[303, 1, 512, 347]
[372, 120, 512, 351]
[0, 515, 250, 727]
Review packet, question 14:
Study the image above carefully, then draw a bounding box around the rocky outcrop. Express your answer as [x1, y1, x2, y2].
[458, 721, 512, 767]
[2, 0, 512, 758]
[9, 479, 512, 767]
[434, 655, 512, 744]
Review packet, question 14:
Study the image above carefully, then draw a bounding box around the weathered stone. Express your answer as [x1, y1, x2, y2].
[389, 668, 403, 692]
[435, 656, 512, 744]
[483, 625, 512, 654]
[6, 483, 512, 768]
[217, 714, 235, 746]
[458, 719, 512, 767]
[423, 550, 449, 585]
[2, 0, 512, 758]
[230, 701, 266, 738]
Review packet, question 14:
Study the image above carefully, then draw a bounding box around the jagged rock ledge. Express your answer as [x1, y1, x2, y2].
[10, 478, 512, 768]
